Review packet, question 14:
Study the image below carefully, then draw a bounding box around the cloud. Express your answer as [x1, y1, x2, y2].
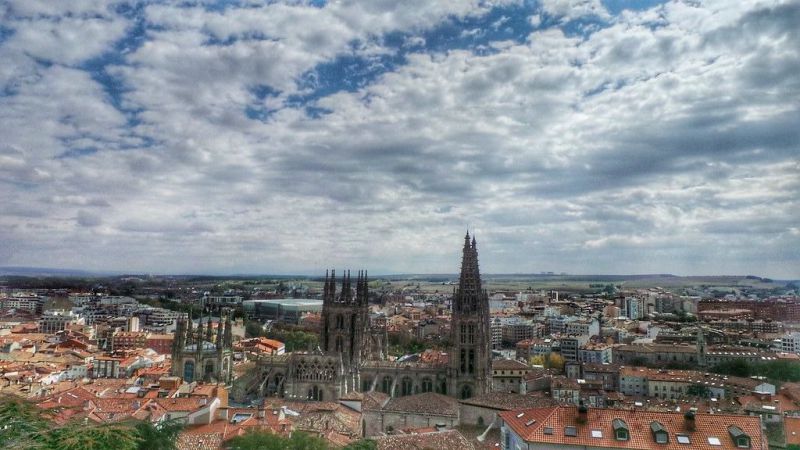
[1, 0, 798, 278]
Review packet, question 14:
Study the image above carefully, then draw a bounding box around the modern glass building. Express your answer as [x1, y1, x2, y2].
[242, 298, 323, 324]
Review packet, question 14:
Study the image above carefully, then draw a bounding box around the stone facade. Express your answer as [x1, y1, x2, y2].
[170, 310, 234, 385]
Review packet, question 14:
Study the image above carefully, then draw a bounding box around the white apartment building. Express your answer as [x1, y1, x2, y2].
[39, 310, 84, 334]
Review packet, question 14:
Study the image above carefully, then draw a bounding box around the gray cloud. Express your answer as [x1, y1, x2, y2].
[1, 0, 798, 277]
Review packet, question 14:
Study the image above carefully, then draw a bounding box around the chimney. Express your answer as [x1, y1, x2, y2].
[684, 410, 696, 431]
[258, 404, 266, 419]
[577, 400, 588, 424]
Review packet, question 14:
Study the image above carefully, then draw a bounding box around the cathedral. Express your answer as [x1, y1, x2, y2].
[231, 233, 491, 402]
[171, 310, 234, 384]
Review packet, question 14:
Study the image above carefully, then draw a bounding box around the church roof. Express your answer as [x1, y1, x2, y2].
[382, 392, 459, 416]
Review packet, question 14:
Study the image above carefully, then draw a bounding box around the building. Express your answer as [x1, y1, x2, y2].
[233, 233, 493, 403]
[145, 334, 174, 355]
[502, 320, 538, 344]
[624, 296, 643, 319]
[565, 318, 600, 337]
[38, 310, 83, 334]
[779, 332, 800, 354]
[516, 338, 553, 360]
[579, 342, 613, 364]
[203, 294, 243, 309]
[241, 299, 323, 324]
[492, 359, 532, 393]
[170, 310, 234, 384]
[491, 317, 502, 349]
[111, 331, 148, 352]
[500, 405, 766, 449]
[560, 335, 589, 363]
[1, 294, 45, 313]
[448, 233, 493, 399]
[618, 366, 768, 400]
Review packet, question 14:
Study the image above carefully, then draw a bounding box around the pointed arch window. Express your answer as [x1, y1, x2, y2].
[461, 384, 473, 399]
[401, 377, 413, 396]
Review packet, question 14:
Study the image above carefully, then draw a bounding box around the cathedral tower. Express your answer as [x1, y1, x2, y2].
[320, 269, 370, 391]
[449, 232, 492, 399]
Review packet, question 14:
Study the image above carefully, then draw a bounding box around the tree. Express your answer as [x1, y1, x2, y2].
[134, 419, 184, 450]
[547, 353, 566, 371]
[45, 422, 139, 450]
[0, 396, 180, 450]
[245, 320, 264, 338]
[225, 431, 328, 450]
[343, 439, 378, 449]
[528, 353, 565, 370]
[0, 396, 49, 449]
[686, 384, 711, 398]
[711, 359, 752, 378]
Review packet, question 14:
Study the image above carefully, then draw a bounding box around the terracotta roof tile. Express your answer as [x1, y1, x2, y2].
[382, 392, 459, 416]
[374, 429, 475, 450]
[500, 405, 766, 450]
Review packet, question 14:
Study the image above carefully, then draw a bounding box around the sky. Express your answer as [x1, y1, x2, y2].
[0, 0, 798, 278]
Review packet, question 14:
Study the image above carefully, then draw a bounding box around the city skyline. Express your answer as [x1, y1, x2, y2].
[1, 1, 798, 278]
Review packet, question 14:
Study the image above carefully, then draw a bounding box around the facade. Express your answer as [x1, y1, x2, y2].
[624, 296, 643, 319]
[111, 331, 148, 352]
[170, 310, 234, 384]
[516, 338, 553, 360]
[559, 335, 589, 363]
[492, 359, 533, 393]
[235, 233, 493, 403]
[38, 310, 83, 334]
[565, 318, 599, 337]
[578, 342, 613, 364]
[1, 294, 45, 313]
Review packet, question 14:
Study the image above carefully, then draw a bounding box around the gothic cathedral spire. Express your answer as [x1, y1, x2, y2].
[450, 233, 491, 399]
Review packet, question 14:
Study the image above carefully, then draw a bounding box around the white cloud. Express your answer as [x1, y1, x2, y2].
[0, 0, 798, 278]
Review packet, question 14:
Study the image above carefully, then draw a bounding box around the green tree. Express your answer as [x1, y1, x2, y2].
[0, 396, 183, 450]
[45, 422, 139, 450]
[245, 320, 264, 338]
[711, 359, 752, 378]
[343, 439, 378, 450]
[225, 430, 327, 450]
[134, 419, 184, 450]
[0, 396, 49, 449]
[686, 384, 711, 398]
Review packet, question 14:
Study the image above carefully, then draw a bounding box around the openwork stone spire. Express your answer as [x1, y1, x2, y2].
[455, 231, 485, 314]
[450, 232, 491, 399]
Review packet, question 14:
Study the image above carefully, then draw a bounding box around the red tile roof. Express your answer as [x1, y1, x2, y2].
[499, 405, 766, 450]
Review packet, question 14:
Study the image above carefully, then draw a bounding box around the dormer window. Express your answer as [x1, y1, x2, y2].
[728, 426, 750, 449]
[613, 419, 629, 441]
[650, 421, 668, 444]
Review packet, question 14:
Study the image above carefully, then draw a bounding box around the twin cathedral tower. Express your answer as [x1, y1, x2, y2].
[194, 233, 492, 402]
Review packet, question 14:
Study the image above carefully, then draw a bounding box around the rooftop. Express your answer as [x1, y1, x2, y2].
[500, 405, 764, 449]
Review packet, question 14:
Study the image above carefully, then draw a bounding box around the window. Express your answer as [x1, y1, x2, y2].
[613, 419, 629, 441]
[421, 378, 433, 393]
[708, 437, 722, 446]
[677, 435, 691, 444]
[401, 377, 413, 397]
[543, 427, 553, 435]
[728, 425, 750, 448]
[591, 430, 603, 438]
[564, 426, 577, 437]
